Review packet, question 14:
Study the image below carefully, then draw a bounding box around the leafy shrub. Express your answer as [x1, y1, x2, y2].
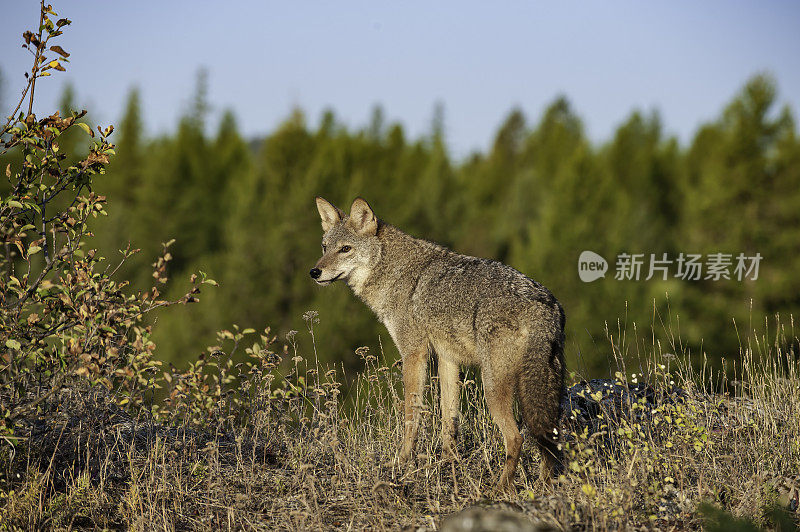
[0, 2, 209, 438]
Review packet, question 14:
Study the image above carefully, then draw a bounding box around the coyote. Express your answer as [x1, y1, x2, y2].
[310, 197, 565, 488]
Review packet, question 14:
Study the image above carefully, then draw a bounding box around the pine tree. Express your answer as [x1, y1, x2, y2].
[680, 75, 800, 361]
[93, 88, 145, 279]
[149, 108, 254, 364]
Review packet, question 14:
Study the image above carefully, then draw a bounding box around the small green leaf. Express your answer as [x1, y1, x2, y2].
[7, 200, 23, 209]
[5, 340, 21, 350]
[28, 245, 42, 255]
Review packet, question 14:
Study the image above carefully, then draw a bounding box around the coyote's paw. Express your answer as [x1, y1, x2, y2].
[397, 442, 414, 466]
[442, 441, 458, 462]
[493, 470, 517, 496]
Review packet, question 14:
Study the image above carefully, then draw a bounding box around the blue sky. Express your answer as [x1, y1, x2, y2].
[2, 1, 799, 157]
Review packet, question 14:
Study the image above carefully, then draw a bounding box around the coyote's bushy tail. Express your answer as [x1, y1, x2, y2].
[518, 307, 565, 477]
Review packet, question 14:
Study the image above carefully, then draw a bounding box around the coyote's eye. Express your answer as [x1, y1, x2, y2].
[339, 245, 352, 253]
[321, 244, 327, 253]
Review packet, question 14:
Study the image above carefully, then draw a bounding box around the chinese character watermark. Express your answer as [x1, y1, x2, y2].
[578, 251, 762, 283]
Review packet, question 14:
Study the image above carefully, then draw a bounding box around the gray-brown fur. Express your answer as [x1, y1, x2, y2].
[311, 197, 565, 488]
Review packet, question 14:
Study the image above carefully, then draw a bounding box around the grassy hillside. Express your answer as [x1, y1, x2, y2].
[2, 316, 798, 530]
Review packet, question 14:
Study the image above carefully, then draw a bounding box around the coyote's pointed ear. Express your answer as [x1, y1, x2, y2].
[349, 197, 378, 235]
[316, 197, 343, 232]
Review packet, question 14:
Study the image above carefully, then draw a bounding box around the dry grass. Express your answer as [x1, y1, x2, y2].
[1, 313, 799, 530]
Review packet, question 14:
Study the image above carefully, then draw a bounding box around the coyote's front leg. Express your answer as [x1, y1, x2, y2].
[438, 357, 460, 459]
[398, 348, 427, 465]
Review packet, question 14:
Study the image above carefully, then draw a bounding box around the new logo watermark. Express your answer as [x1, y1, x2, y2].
[578, 251, 608, 282]
[578, 251, 762, 283]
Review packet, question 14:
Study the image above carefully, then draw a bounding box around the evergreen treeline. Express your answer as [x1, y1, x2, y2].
[6, 73, 798, 376]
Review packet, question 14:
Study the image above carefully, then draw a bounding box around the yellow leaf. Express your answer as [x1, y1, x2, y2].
[75, 122, 94, 137]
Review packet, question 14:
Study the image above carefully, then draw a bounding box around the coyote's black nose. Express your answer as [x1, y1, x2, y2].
[309, 268, 322, 279]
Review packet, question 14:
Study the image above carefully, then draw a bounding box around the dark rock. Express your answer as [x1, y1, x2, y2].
[560, 378, 687, 441]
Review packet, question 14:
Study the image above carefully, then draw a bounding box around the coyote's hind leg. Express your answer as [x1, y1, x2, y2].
[482, 365, 522, 490]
